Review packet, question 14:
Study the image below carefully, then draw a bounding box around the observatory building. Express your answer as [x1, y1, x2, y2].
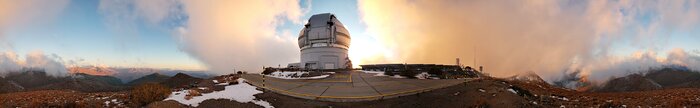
[296, 13, 351, 69]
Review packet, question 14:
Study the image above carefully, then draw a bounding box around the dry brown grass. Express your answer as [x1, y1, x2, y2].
[130, 83, 171, 106]
[185, 89, 202, 100]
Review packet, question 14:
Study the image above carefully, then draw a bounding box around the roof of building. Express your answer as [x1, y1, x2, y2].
[298, 13, 351, 49]
[308, 13, 334, 28]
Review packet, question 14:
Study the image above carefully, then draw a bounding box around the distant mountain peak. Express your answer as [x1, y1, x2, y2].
[161, 73, 202, 88]
[126, 72, 171, 86]
[68, 66, 116, 76]
[509, 72, 545, 83]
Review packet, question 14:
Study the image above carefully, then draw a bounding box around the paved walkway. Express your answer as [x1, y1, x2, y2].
[241, 71, 469, 102]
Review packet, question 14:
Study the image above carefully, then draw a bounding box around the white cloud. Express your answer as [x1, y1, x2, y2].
[0, 51, 69, 77]
[177, 0, 306, 73]
[98, 0, 308, 74]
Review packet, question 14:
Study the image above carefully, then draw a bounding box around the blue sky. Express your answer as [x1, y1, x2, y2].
[7, 0, 197, 69]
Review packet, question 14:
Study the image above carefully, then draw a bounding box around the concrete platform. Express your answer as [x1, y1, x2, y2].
[241, 71, 469, 102]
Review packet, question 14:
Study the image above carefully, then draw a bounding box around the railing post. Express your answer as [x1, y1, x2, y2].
[464, 75, 468, 86]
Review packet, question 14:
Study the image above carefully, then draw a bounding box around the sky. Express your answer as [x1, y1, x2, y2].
[2, 0, 202, 70]
[2, 0, 700, 83]
[0, 0, 377, 71]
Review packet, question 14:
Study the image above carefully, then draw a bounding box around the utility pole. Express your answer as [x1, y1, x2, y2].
[473, 38, 477, 71]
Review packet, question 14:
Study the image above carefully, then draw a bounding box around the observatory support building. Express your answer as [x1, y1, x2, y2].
[297, 13, 352, 69]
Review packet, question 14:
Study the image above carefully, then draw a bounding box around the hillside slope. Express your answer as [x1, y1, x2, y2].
[127, 73, 171, 86]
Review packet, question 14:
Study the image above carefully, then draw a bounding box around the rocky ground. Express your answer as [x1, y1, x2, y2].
[506, 76, 700, 107]
[150, 76, 700, 108]
[0, 90, 130, 107]
[3, 73, 700, 108]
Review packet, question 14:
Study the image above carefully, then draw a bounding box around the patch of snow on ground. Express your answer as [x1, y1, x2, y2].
[550, 95, 570, 101]
[392, 75, 406, 78]
[361, 70, 386, 76]
[104, 99, 122, 107]
[165, 79, 273, 108]
[265, 71, 330, 79]
[507, 88, 518, 94]
[415, 72, 430, 79]
[304, 75, 331, 79]
[212, 80, 218, 83]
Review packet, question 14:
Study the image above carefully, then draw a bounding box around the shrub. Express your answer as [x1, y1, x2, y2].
[185, 89, 202, 100]
[399, 70, 419, 78]
[427, 67, 445, 78]
[261, 67, 276, 75]
[384, 71, 397, 76]
[130, 83, 172, 106]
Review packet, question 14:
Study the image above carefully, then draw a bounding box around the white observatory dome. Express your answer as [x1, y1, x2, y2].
[298, 13, 351, 69]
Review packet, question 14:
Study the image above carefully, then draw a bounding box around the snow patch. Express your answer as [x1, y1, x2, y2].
[361, 70, 386, 76]
[216, 82, 229, 85]
[303, 75, 331, 79]
[550, 95, 569, 101]
[415, 72, 430, 79]
[104, 99, 122, 107]
[507, 88, 518, 94]
[391, 75, 406, 78]
[265, 71, 330, 79]
[164, 79, 273, 108]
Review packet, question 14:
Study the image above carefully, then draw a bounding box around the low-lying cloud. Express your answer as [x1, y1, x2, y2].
[583, 48, 700, 83]
[0, 51, 69, 77]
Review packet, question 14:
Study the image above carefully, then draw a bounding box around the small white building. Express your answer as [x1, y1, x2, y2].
[297, 13, 351, 69]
